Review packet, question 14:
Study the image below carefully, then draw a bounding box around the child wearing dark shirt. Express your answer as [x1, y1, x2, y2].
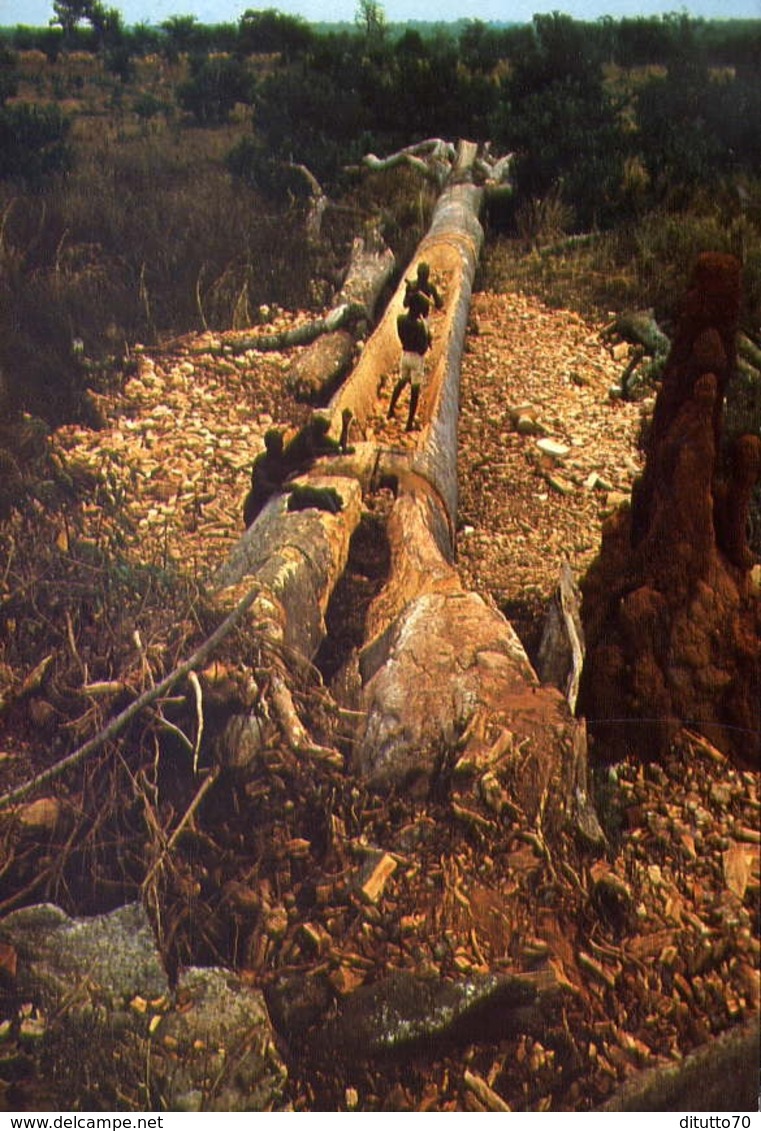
[389, 305, 432, 432]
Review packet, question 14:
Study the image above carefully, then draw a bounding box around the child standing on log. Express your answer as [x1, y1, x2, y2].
[389, 291, 432, 432]
[404, 261, 443, 316]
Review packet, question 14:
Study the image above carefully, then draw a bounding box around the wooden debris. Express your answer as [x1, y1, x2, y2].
[360, 854, 398, 904]
[722, 844, 755, 899]
[578, 949, 618, 989]
[463, 1069, 511, 1112]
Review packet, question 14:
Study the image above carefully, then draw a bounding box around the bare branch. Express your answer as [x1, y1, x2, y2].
[0, 584, 264, 810]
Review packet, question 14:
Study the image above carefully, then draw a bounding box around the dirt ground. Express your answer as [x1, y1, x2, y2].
[0, 289, 758, 1112]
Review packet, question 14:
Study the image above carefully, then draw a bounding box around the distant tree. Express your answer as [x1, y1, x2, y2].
[88, 2, 124, 51]
[613, 16, 674, 67]
[458, 19, 502, 73]
[51, 0, 124, 54]
[177, 55, 256, 125]
[509, 12, 606, 93]
[160, 15, 203, 62]
[0, 103, 71, 182]
[635, 60, 761, 199]
[51, 0, 91, 45]
[394, 29, 426, 59]
[492, 14, 625, 230]
[251, 63, 367, 180]
[127, 21, 162, 57]
[355, 0, 386, 51]
[238, 9, 313, 59]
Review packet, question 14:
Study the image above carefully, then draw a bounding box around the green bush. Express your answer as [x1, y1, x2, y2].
[0, 103, 71, 183]
[132, 92, 170, 123]
[253, 64, 368, 182]
[176, 54, 255, 124]
[634, 64, 761, 205]
[489, 13, 626, 232]
[226, 138, 313, 201]
[237, 8, 313, 58]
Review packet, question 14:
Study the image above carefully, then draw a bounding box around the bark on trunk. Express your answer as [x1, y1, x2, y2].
[284, 231, 395, 403]
[353, 479, 603, 845]
[285, 330, 355, 403]
[206, 303, 366, 356]
[208, 138, 602, 843]
[355, 138, 457, 187]
[328, 175, 485, 528]
[213, 474, 364, 663]
[338, 230, 396, 316]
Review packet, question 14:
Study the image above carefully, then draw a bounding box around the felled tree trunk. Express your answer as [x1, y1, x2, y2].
[329, 143, 485, 528]
[285, 230, 395, 403]
[207, 138, 603, 843]
[209, 474, 365, 769]
[203, 303, 366, 356]
[323, 141, 601, 842]
[354, 483, 602, 845]
[285, 331, 356, 404]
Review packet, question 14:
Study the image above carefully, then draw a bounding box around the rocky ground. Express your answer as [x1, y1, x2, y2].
[48, 290, 643, 643]
[458, 290, 644, 657]
[1, 289, 758, 1112]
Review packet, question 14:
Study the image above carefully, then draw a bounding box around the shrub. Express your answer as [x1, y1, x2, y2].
[490, 13, 627, 231]
[132, 91, 169, 123]
[226, 138, 313, 202]
[515, 185, 575, 250]
[176, 54, 256, 124]
[237, 8, 313, 58]
[0, 103, 71, 183]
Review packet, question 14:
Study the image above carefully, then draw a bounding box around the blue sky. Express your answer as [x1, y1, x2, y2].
[1, 0, 759, 26]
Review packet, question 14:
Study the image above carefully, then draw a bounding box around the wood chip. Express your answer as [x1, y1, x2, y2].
[463, 1069, 511, 1112]
[723, 844, 755, 899]
[578, 949, 617, 988]
[360, 854, 398, 903]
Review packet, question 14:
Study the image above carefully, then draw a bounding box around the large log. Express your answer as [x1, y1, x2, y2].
[207, 138, 603, 844]
[285, 230, 395, 403]
[213, 473, 364, 663]
[177, 304, 367, 358]
[204, 141, 487, 774]
[353, 480, 603, 844]
[329, 142, 600, 840]
[329, 146, 484, 528]
[210, 473, 365, 769]
[284, 330, 355, 404]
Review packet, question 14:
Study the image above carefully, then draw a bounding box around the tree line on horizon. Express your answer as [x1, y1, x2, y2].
[2, 2, 760, 65]
[0, 1, 759, 428]
[2, 3, 759, 213]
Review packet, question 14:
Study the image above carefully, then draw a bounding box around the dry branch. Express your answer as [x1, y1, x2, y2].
[354, 138, 457, 186]
[180, 302, 366, 359]
[0, 582, 266, 810]
[287, 161, 327, 243]
[285, 231, 395, 402]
